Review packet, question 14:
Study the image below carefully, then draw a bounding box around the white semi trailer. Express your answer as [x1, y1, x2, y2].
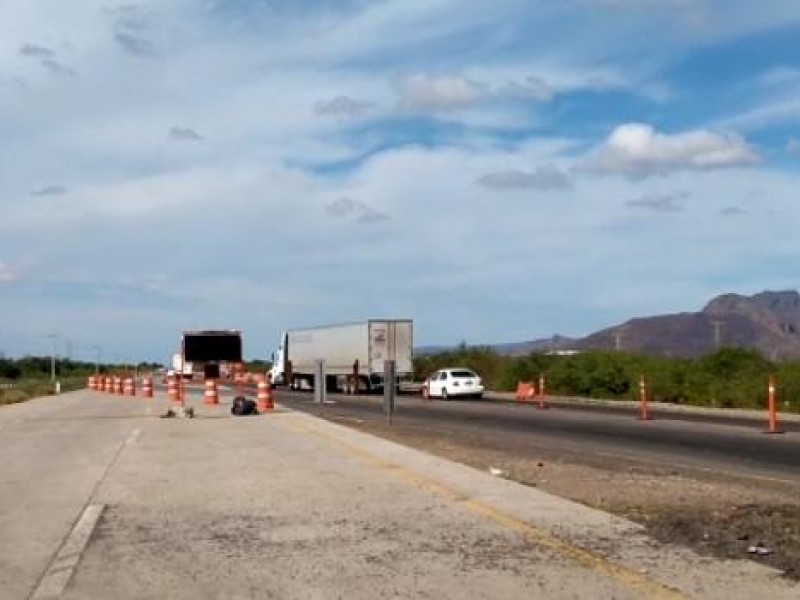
[268, 320, 413, 393]
[169, 352, 194, 380]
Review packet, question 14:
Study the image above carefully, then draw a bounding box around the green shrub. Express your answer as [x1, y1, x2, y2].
[414, 347, 798, 412]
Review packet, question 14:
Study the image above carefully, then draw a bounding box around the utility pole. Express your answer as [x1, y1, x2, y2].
[613, 329, 624, 351]
[48, 333, 58, 381]
[711, 320, 724, 349]
[93, 345, 101, 374]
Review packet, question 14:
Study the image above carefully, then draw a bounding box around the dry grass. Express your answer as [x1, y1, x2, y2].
[0, 378, 86, 405]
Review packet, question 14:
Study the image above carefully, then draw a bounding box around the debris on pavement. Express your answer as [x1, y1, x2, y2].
[748, 542, 773, 556]
[231, 397, 258, 416]
[160, 407, 194, 419]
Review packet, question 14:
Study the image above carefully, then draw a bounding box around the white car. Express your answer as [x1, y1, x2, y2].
[425, 368, 484, 400]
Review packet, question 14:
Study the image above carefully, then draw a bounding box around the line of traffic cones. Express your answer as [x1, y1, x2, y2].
[88, 375, 153, 399]
[88, 371, 277, 415]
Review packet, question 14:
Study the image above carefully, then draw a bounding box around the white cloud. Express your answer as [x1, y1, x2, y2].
[396, 73, 488, 111]
[720, 67, 800, 131]
[468, 63, 638, 104]
[720, 206, 745, 216]
[168, 126, 203, 141]
[30, 184, 69, 197]
[625, 191, 688, 213]
[590, 0, 705, 14]
[18, 43, 54, 58]
[394, 71, 559, 116]
[499, 76, 553, 102]
[759, 66, 800, 87]
[477, 167, 571, 190]
[107, 3, 158, 58]
[583, 0, 799, 39]
[720, 97, 800, 131]
[326, 198, 389, 223]
[584, 123, 759, 178]
[314, 96, 375, 119]
[0, 261, 18, 283]
[41, 59, 77, 77]
[1, 0, 800, 358]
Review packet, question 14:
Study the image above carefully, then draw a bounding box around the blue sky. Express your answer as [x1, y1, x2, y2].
[1, 0, 799, 362]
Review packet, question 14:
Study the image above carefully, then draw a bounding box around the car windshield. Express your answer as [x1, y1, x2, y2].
[451, 370, 476, 378]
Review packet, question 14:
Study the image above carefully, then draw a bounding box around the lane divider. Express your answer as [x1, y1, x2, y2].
[281, 416, 691, 600]
[30, 504, 106, 599]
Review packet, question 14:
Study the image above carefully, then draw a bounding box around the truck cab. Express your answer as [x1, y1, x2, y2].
[268, 333, 288, 387]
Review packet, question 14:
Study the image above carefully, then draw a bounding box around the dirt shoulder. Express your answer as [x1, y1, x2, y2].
[317, 411, 800, 580]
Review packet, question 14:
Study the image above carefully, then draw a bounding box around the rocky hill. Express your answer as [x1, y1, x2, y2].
[578, 290, 800, 359]
[418, 290, 800, 360]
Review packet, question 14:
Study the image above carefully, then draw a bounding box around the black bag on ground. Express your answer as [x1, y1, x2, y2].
[231, 396, 258, 416]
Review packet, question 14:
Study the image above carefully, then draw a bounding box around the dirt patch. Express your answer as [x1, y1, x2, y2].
[639, 504, 800, 579]
[324, 415, 800, 580]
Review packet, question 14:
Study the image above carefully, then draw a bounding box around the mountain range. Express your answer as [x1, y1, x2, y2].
[424, 290, 800, 360]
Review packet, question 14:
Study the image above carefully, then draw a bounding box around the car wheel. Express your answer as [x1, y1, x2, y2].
[441, 388, 449, 400]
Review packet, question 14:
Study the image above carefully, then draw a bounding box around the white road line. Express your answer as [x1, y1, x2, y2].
[31, 504, 105, 599]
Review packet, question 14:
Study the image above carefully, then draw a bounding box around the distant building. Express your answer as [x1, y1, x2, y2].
[544, 349, 581, 356]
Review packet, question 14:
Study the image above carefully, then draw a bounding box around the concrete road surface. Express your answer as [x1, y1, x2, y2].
[1, 389, 797, 599]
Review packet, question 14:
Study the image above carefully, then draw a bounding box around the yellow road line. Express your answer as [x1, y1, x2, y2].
[282, 416, 691, 600]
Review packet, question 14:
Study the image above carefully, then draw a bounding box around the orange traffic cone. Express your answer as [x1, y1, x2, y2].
[204, 379, 219, 405]
[167, 375, 180, 405]
[257, 378, 274, 412]
[515, 381, 534, 402]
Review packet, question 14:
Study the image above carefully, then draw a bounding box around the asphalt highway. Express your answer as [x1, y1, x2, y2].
[263, 388, 800, 485]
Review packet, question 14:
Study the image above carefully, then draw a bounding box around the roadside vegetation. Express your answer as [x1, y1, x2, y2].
[414, 347, 800, 412]
[0, 357, 156, 406]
